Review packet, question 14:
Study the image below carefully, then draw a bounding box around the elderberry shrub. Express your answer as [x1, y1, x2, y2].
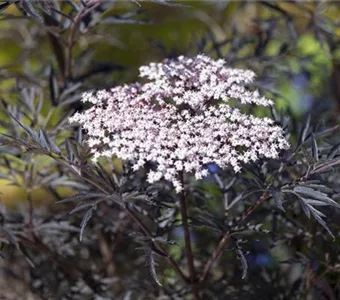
[0, 1, 340, 299]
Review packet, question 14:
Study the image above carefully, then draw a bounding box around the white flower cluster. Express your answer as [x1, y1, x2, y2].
[70, 55, 289, 192]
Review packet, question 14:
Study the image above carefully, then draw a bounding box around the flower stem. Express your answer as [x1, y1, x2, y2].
[179, 173, 200, 300]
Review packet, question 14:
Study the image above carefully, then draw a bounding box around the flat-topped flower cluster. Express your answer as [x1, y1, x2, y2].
[70, 55, 289, 192]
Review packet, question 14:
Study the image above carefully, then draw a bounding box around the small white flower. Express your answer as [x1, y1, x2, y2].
[69, 55, 290, 192]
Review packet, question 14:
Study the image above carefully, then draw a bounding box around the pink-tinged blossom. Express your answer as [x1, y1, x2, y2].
[69, 54, 290, 192]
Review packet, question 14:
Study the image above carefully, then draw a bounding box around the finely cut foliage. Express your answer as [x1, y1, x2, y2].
[70, 55, 289, 192]
[1, 1, 340, 299]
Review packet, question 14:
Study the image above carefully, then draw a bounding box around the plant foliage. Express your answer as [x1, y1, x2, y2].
[0, 1, 340, 299]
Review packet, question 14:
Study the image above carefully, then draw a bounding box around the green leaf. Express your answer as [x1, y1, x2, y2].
[20, 0, 44, 23]
[297, 113, 311, 148]
[57, 192, 104, 204]
[309, 206, 334, 239]
[294, 186, 340, 208]
[69, 201, 99, 215]
[236, 243, 248, 279]
[301, 183, 333, 194]
[303, 199, 328, 206]
[65, 139, 75, 162]
[272, 190, 285, 211]
[327, 141, 340, 159]
[148, 251, 162, 286]
[311, 133, 318, 160]
[79, 207, 95, 242]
